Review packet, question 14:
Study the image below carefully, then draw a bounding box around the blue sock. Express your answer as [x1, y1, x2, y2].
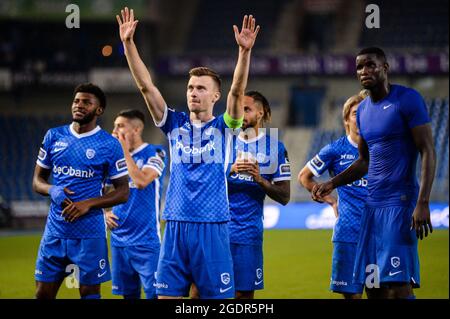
[405, 295, 416, 299]
[81, 294, 101, 299]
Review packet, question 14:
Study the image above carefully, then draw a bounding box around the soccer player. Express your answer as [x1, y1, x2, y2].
[117, 7, 259, 298]
[225, 91, 291, 299]
[298, 91, 368, 299]
[313, 47, 436, 299]
[105, 109, 166, 299]
[32, 83, 129, 299]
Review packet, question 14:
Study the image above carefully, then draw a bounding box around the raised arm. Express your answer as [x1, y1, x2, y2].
[312, 137, 369, 200]
[226, 15, 260, 123]
[117, 7, 166, 124]
[410, 123, 436, 239]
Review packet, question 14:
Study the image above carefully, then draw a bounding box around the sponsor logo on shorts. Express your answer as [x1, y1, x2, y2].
[332, 280, 348, 286]
[389, 270, 403, 276]
[221, 273, 231, 285]
[220, 286, 233, 293]
[153, 282, 169, 289]
[97, 271, 107, 278]
[391, 257, 400, 268]
[35, 269, 43, 275]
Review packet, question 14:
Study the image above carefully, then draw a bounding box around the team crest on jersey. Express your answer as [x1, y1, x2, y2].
[136, 159, 144, 169]
[99, 259, 106, 270]
[391, 257, 400, 268]
[256, 153, 267, 163]
[221, 273, 231, 285]
[86, 148, 96, 159]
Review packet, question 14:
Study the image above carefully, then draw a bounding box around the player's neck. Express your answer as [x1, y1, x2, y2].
[190, 111, 214, 123]
[129, 139, 144, 153]
[370, 82, 390, 102]
[71, 121, 97, 134]
[349, 133, 360, 146]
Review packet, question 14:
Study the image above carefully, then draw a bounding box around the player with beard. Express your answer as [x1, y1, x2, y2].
[32, 83, 130, 299]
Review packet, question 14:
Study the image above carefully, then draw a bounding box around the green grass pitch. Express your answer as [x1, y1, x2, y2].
[0, 229, 447, 299]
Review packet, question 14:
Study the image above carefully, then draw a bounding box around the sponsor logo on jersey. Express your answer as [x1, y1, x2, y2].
[53, 141, 69, 152]
[116, 158, 127, 171]
[53, 165, 94, 178]
[230, 173, 254, 182]
[175, 140, 216, 155]
[38, 147, 47, 161]
[280, 163, 291, 175]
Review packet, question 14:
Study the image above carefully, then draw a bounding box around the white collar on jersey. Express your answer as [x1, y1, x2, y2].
[347, 135, 358, 148]
[69, 123, 101, 138]
[191, 116, 216, 128]
[238, 131, 266, 144]
[131, 143, 149, 156]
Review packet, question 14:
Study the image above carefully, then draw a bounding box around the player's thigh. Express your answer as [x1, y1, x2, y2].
[190, 222, 234, 299]
[35, 236, 70, 285]
[111, 246, 141, 296]
[68, 238, 111, 286]
[129, 245, 160, 299]
[330, 242, 364, 295]
[230, 243, 264, 293]
[155, 221, 191, 297]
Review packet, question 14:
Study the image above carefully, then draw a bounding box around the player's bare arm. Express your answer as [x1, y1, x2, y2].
[117, 132, 159, 189]
[313, 137, 369, 200]
[410, 123, 436, 239]
[298, 166, 338, 217]
[32, 164, 74, 208]
[62, 175, 129, 223]
[236, 161, 290, 205]
[226, 15, 260, 121]
[117, 7, 166, 124]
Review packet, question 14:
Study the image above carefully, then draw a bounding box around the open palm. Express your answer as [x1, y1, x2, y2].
[233, 15, 260, 50]
[116, 7, 138, 42]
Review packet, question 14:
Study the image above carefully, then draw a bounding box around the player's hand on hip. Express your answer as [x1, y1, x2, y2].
[233, 15, 260, 51]
[411, 202, 433, 240]
[311, 181, 334, 202]
[61, 200, 92, 223]
[117, 7, 138, 43]
[105, 211, 119, 230]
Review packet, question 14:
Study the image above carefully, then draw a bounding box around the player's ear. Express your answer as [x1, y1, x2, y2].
[96, 106, 104, 116]
[212, 91, 221, 103]
[384, 62, 389, 73]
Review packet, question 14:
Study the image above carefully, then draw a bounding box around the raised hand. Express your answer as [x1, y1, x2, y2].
[116, 7, 138, 42]
[233, 15, 260, 51]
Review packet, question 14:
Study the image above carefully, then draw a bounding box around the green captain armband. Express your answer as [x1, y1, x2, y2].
[224, 112, 244, 129]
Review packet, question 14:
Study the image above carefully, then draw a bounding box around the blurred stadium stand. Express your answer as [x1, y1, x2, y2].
[0, 0, 448, 226]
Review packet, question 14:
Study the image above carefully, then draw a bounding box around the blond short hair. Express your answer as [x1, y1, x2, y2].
[342, 90, 369, 134]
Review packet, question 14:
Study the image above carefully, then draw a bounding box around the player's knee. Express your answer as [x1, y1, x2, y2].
[235, 291, 254, 299]
[35, 283, 57, 299]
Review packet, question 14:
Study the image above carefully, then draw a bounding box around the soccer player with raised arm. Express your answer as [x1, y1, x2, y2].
[298, 91, 368, 299]
[32, 83, 129, 299]
[313, 47, 436, 299]
[105, 109, 166, 299]
[117, 7, 259, 298]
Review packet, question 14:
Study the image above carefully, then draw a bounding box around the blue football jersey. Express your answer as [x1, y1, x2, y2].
[307, 135, 368, 243]
[36, 124, 128, 239]
[110, 143, 166, 247]
[357, 84, 430, 207]
[227, 131, 291, 245]
[157, 107, 235, 222]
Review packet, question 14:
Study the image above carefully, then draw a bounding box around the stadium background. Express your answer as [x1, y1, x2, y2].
[0, 0, 448, 298]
